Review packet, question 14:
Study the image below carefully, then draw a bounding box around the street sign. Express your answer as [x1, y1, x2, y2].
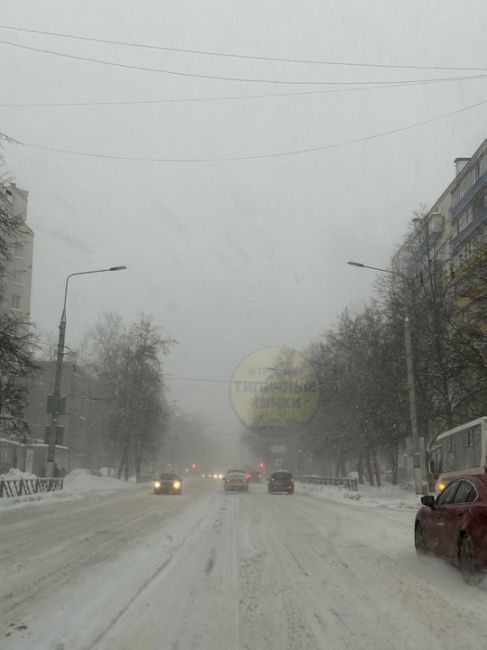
[46, 394, 66, 415]
[45, 425, 64, 445]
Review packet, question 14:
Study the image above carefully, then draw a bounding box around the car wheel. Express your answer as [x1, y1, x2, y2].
[288, 489, 294, 495]
[459, 534, 483, 585]
[414, 522, 426, 555]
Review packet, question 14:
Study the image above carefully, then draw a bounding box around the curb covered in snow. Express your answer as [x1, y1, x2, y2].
[0, 469, 137, 511]
[296, 480, 421, 510]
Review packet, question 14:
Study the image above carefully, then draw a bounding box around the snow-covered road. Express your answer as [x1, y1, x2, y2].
[2, 479, 487, 649]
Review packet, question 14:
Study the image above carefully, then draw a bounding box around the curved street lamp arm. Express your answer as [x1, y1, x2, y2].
[62, 266, 127, 320]
[347, 260, 404, 279]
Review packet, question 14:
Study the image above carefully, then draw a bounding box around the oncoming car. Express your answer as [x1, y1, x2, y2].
[414, 474, 487, 584]
[154, 473, 183, 495]
[223, 470, 249, 492]
[268, 470, 294, 494]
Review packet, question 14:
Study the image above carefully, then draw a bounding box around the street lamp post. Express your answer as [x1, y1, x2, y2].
[347, 261, 424, 494]
[45, 265, 126, 477]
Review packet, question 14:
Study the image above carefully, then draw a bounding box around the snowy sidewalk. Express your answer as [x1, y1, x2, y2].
[0, 468, 137, 511]
[296, 479, 422, 510]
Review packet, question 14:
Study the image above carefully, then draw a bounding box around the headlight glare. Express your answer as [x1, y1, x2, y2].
[154, 481, 161, 488]
[173, 480, 181, 489]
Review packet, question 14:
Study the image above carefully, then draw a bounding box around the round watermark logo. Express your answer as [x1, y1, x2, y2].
[230, 346, 319, 430]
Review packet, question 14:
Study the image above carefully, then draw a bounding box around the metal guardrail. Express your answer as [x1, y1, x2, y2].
[0, 478, 64, 498]
[295, 475, 359, 492]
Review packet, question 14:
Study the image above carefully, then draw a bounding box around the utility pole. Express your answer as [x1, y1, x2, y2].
[45, 266, 126, 477]
[45, 308, 67, 478]
[404, 313, 423, 494]
[347, 261, 425, 494]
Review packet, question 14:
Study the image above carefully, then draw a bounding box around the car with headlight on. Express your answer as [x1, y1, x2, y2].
[268, 470, 294, 494]
[223, 470, 249, 492]
[415, 474, 487, 584]
[154, 473, 183, 495]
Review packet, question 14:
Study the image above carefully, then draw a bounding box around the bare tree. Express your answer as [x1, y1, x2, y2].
[84, 313, 175, 478]
[0, 316, 38, 434]
[0, 146, 38, 435]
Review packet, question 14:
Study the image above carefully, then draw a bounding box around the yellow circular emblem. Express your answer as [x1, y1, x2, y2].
[230, 346, 319, 430]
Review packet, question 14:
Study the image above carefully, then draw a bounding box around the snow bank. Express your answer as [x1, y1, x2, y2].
[0, 467, 38, 480]
[296, 480, 421, 510]
[63, 468, 134, 492]
[0, 468, 137, 511]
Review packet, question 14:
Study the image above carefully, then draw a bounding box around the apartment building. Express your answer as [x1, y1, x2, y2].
[25, 358, 107, 470]
[392, 138, 487, 331]
[0, 184, 34, 323]
[449, 140, 487, 330]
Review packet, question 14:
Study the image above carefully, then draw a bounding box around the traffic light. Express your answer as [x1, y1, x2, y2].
[258, 461, 265, 469]
[191, 463, 197, 470]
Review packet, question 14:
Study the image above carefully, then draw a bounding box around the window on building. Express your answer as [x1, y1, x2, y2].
[14, 242, 24, 258]
[12, 270, 24, 284]
[11, 294, 21, 309]
[480, 154, 487, 177]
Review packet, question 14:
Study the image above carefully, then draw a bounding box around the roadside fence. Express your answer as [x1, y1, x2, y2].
[295, 475, 359, 492]
[0, 478, 64, 498]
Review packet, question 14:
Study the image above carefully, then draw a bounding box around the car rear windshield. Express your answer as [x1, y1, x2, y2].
[272, 472, 292, 479]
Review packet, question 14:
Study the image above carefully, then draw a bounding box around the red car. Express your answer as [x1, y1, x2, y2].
[415, 475, 487, 584]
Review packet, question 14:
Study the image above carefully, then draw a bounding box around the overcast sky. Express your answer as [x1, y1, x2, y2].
[1, 1, 486, 445]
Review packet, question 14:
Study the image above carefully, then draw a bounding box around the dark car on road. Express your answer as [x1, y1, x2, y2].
[154, 473, 183, 495]
[268, 470, 294, 495]
[415, 474, 487, 584]
[223, 470, 249, 492]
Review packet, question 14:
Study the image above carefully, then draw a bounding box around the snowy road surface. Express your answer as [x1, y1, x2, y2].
[2, 479, 487, 650]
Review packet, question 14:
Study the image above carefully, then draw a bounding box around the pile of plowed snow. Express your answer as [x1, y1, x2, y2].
[0, 468, 136, 510]
[0, 467, 38, 480]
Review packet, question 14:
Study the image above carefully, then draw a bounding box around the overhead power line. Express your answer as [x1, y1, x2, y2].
[1, 39, 486, 87]
[4, 96, 487, 163]
[0, 23, 486, 73]
[1, 74, 485, 109]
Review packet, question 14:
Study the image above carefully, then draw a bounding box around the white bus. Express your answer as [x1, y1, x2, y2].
[430, 416, 487, 491]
